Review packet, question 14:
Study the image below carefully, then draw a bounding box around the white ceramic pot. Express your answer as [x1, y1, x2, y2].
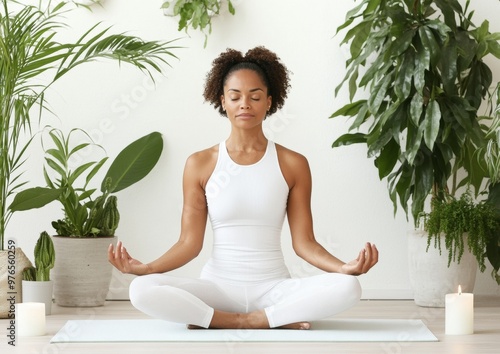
[408, 230, 477, 307]
[22, 280, 53, 315]
[0, 248, 32, 318]
[51, 236, 117, 307]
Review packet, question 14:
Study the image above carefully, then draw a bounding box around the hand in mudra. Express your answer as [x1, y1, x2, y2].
[340, 242, 378, 276]
[108, 240, 150, 275]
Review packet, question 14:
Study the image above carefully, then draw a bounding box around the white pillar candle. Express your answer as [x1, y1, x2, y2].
[16, 302, 46, 337]
[445, 285, 474, 335]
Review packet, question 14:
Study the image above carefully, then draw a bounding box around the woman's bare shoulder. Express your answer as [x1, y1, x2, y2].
[184, 144, 220, 185]
[187, 144, 219, 166]
[275, 143, 309, 167]
[275, 143, 311, 188]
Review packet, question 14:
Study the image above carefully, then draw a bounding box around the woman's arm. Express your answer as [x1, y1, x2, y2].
[279, 147, 378, 275]
[108, 150, 213, 275]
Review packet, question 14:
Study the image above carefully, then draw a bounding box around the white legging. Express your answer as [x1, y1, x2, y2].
[129, 273, 361, 328]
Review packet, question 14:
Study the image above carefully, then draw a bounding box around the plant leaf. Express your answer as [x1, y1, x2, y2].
[330, 100, 366, 118]
[375, 138, 399, 179]
[8, 188, 60, 212]
[331, 133, 367, 147]
[103, 132, 163, 193]
[423, 100, 441, 150]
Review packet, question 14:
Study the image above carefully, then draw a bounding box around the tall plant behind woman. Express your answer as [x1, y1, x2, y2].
[0, 0, 179, 251]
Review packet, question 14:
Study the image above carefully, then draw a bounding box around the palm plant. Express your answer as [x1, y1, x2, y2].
[0, 0, 178, 250]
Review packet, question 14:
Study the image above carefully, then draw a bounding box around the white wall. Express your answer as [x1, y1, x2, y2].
[10, 0, 500, 299]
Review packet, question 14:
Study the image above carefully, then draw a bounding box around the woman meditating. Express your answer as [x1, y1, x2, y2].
[108, 46, 378, 330]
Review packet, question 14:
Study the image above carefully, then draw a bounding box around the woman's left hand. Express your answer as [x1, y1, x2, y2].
[340, 242, 379, 276]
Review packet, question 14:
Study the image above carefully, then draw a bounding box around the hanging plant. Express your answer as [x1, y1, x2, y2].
[162, 0, 235, 47]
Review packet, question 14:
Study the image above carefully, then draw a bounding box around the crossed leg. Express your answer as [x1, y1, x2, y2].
[129, 272, 360, 330]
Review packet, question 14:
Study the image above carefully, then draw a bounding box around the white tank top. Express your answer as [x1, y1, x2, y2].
[201, 140, 291, 285]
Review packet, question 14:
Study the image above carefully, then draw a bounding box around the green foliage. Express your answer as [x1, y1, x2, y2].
[22, 266, 36, 281]
[34, 231, 55, 281]
[484, 183, 500, 284]
[0, 0, 178, 249]
[421, 192, 499, 279]
[9, 129, 163, 237]
[481, 83, 500, 184]
[331, 0, 500, 223]
[162, 0, 235, 47]
[22, 231, 55, 281]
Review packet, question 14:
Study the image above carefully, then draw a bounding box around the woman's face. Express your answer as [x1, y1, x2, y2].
[221, 69, 272, 129]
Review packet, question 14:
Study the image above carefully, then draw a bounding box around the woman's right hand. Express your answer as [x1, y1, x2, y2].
[108, 240, 151, 275]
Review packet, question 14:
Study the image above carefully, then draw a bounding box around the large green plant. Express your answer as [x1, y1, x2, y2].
[331, 0, 500, 223]
[9, 129, 163, 237]
[0, 0, 178, 249]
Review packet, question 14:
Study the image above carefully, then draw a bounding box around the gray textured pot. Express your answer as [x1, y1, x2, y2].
[51, 236, 117, 307]
[408, 230, 477, 307]
[0, 248, 32, 318]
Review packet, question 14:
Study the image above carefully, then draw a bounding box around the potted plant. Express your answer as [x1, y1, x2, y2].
[331, 0, 500, 305]
[0, 0, 177, 317]
[22, 231, 55, 315]
[162, 0, 235, 47]
[422, 192, 498, 272]
[412, 190, 500, 305]
[10, 128, 163, 306]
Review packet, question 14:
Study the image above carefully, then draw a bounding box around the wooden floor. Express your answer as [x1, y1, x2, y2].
[1, 297, 499, 354]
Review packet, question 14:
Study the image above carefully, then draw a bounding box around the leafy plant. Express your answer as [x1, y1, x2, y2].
[0, 0, 178, 250]
[479, 83, 500, 283]
[331, 0, 500, 223]
[162, 0, 235, 47]
[22, 231, 55, 281]
[9, 129, 164, 237]
[420, 192, 499, 278]
[482, 83, 500, 184]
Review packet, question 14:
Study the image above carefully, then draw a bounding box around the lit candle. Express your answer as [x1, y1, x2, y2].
[16, 302, 46, 337]
[445, 285, 474, 335]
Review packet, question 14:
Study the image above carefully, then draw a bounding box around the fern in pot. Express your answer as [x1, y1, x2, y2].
[10, 128, 164, 306]
[420, 191, 500, 282]
[22, 231, 55, 315]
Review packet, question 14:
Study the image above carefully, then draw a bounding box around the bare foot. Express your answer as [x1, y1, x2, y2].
[187, 319, 311, 330]
[245, 311, 310, 330]
[187, 324, 204, 329]
[277, 322, 311, 330]
[187, 310, 311, 330]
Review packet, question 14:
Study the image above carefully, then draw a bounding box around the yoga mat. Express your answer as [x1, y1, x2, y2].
[50, 319, 438, 343]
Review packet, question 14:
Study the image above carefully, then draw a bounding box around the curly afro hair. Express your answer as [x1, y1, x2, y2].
[203, 46, 291, 117]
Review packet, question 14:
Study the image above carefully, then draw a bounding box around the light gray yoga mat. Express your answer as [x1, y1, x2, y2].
[50, 319, 438, 343]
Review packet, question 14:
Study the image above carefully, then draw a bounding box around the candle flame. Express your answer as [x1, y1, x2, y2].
[458, 285, 462, 295]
